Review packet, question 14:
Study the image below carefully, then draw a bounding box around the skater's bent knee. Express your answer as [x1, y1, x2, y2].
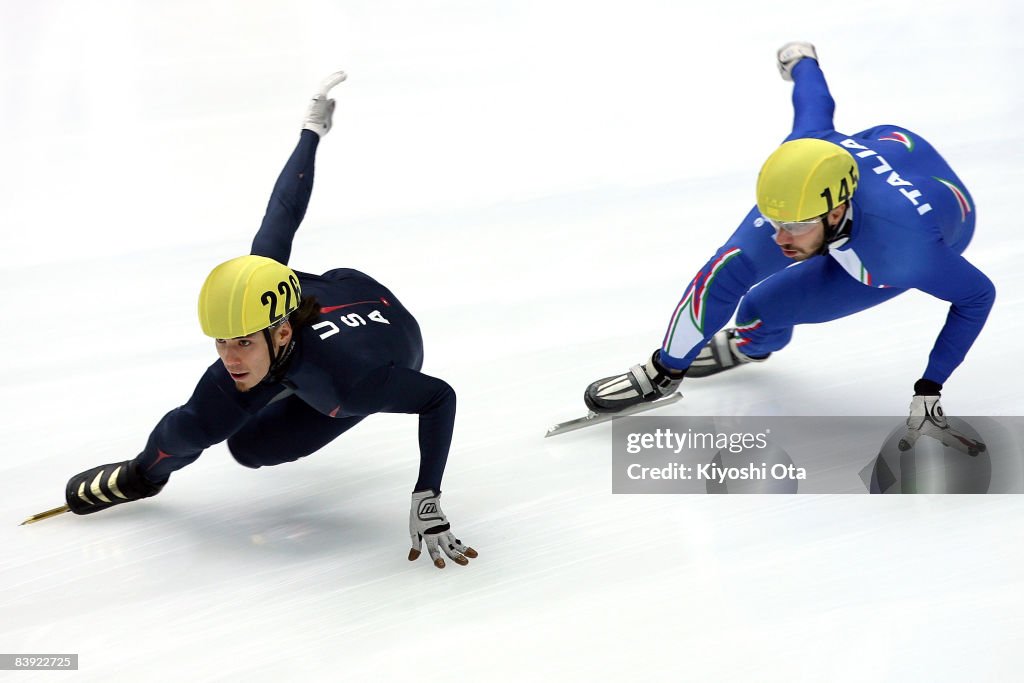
[227, 436, 264, 469]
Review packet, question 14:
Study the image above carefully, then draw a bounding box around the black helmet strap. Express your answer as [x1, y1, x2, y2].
[819, 203, 854, 255]
[261, 320, 297, 385]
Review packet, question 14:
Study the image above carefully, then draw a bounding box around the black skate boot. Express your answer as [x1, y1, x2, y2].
[66, 459, 166, 515]
[686, 328, 769, 378]
[585, 350, 684, 414]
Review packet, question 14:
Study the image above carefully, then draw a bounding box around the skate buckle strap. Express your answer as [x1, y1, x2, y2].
[726, 332, 767, 365]
[629, 364, 655, 397]
[713, 333, 736, 368]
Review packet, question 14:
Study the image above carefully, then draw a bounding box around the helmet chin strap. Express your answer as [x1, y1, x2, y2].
[260, 322, 297, 385]
[818, 203, 854, 255]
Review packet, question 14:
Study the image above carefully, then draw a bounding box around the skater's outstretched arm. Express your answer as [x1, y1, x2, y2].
[886, 236, 996, 384]
[343, 366, 457, 493]
[340, 365, 476, 569]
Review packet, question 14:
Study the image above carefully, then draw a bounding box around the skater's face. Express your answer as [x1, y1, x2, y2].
[773, 219, 824, 260]
[772, 203, 846, 261]
[215, 323, 292, 392]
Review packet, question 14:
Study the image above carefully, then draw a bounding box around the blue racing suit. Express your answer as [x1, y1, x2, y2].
[659, 58, 995, 387]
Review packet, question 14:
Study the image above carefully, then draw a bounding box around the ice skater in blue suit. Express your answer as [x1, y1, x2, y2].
[586, 43, 994, 454]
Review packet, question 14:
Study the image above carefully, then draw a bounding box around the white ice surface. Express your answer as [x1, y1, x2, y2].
[2, 1, 1024, 681]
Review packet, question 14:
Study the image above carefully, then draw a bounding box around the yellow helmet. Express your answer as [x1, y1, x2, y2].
[756, 138, 859, 222]
[198, 255, 301, 339]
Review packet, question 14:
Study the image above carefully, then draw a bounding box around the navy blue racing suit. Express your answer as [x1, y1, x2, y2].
[134, 130, 455, 494]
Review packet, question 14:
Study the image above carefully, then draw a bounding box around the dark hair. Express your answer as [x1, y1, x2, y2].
[288, 295, 321, 332]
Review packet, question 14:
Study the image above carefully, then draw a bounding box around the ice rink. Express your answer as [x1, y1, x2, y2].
[3, 1, 1023, 680]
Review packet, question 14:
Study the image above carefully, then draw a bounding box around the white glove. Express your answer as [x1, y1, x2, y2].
[899, 394, 986, 457]
[302, 70, 347, 137]
[408, 489, 477, 569]
[777, 42, 818, 81]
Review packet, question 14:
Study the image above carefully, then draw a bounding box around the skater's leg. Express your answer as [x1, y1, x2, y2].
[587, 206, 788, 412]
[228, 395, 364, 468]
[250, 130, 321, 264]
[734, 254, 906, 357]
[660, 207, 791, 368]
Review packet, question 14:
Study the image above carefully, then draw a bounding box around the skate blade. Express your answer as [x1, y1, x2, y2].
[20, 505, 70, 526]
[545, 392, 683, 438]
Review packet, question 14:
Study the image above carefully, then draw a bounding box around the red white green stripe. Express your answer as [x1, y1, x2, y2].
[933, 176, 972, 222]
[662, 248, 742, 355]
[830, 247, 887, 288]
[733, 319, 762, 347]
[879, 131, 914, 151]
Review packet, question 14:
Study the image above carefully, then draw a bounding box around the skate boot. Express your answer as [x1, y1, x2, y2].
[65, 459, 166, 515]
[585, 350, 683, 414]
[686, 328, 769, 378]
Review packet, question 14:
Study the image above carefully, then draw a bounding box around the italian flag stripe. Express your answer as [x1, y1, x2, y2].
[733, 319, 762, 346]
[879, 131, 914, 151]
[663, 247, 742, 348]
[933, 177, 972, 222]
[689, 248, 742, 330]
[664, 287, 695, 349]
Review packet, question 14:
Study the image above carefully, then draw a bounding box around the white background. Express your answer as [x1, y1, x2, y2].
[2, 1, 1023, 680]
